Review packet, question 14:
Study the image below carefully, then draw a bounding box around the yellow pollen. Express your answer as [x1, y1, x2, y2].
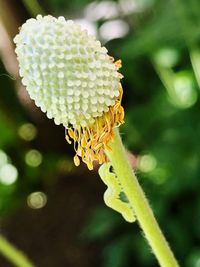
[65, 85, 124, 170]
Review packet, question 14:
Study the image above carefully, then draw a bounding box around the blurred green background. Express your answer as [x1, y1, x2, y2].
[0, 0, 200, 266]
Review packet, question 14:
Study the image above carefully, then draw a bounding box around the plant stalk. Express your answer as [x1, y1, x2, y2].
[0, 235, 35, 267]
[106, 128, 179, 267]
[22, 0, 45, 17]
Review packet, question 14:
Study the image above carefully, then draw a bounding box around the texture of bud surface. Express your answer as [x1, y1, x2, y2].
[14, 15, 121, 128]
[14, 15, 124, 169]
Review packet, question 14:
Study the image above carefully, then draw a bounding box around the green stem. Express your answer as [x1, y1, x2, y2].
[22, 0, 46, 17]
[106, 128, 179, 267]
[189, 46, 200, 89]
[0, 235, 35, 267]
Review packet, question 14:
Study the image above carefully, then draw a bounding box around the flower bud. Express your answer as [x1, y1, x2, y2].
[14, 15, 124, 169]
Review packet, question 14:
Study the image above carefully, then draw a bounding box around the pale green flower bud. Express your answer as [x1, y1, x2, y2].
[14, 15, 121, 128]
[14, 15, 124, 169]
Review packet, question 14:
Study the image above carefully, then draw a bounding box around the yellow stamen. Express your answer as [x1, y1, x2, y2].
[67, 84, 124, 169]
[74, 155, 80, 166]
[115, 59, 122, 69]
[65, 134, 72, 144]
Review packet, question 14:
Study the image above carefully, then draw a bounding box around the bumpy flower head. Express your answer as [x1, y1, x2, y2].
[14, 15, 124, 169]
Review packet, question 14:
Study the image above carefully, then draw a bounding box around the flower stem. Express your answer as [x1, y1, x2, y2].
[0, 235, 35, 267]
[106, 128, 179, 267]
[22, 0, 46, 17]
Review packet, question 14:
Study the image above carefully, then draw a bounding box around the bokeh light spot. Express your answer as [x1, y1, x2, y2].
[187, 250, 200, 267]
[154, 48, 180, 68]
[0, 163, 18, 185]
[25, 149, 42, 167]
[84, 1, 119, 21]
[139, 154, 157, 173]
[100, 20, 129, 42]
[18, 123, 37, 141]
[172, 71, 198, 108]
[119, 0, 155, 14]
[195, 258, 200, 267]
[0, 150, 8, 167]
[27, 192, 47, 209]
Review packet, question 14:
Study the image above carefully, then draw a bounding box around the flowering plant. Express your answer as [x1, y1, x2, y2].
[14, 15, 179, 267]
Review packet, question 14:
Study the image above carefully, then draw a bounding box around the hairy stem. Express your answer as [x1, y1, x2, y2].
[0, 235, 35, 267]
[105, 128, 179, 267]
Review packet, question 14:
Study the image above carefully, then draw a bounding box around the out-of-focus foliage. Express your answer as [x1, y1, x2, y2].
[1, 0, 200, 266]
